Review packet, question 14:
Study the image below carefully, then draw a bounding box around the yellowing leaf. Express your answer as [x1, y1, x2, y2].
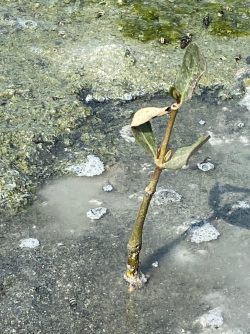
[132, 122, 157, 158]
[164, 135, 210, 170]
[175, 43, 206, 103]
[131, 107, 168, 127]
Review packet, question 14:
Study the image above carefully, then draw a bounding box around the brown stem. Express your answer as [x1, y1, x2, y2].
[125, 107, 179, 286]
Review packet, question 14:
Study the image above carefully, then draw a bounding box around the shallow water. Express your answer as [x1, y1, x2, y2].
[1, 92, 250, 333]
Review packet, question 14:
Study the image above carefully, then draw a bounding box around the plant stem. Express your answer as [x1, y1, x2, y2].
[125, 107, 179, 286]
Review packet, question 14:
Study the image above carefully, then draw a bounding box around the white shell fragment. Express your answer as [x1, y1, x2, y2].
[231, 201, 250, 210]
[102, 184, 113, 192]
[197, 161, 214, 172]
[19, 238, 40, 249]
[85, 94, 93, 103]
[197, 307, 223, 328]
[119, 125, 135, 143]
[86, 207, 107, 220]
[189, 220, 220, 243]
[153, 188, 182, 205]
[152, 261, 159, 268]
[66, 155, 104, 176]
[237, 121, 245, 128]
[198, 119, 206, 125]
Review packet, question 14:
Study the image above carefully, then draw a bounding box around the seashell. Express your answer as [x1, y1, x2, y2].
[69, 298, 77, 307]
[197, 161, 214, 172]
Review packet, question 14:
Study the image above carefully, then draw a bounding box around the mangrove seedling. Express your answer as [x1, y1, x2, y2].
[124, 43, 210, 289]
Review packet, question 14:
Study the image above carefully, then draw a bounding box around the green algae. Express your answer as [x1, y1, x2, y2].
[117, 0, 250, 42]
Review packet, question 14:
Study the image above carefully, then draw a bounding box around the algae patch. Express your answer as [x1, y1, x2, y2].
[117, 1, 250, 42]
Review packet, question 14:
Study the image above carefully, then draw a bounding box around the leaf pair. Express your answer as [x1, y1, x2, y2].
[131, 43, 207, 167]
[131, 107, 169, 158]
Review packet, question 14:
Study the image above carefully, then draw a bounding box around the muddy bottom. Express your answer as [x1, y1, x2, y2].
[1, 94, 250, 334]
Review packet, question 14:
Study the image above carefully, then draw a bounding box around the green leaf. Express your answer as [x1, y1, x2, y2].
[164, 134, 210, 170]
[131, 121, 157, 158]
[175, 43, 206, 103]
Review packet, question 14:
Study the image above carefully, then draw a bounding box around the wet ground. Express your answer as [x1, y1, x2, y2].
[1, 1, 250, 333]
[1, 93, 250, 333]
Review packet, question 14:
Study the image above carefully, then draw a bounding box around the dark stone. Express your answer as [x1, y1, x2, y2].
[245, 56, 250, 65]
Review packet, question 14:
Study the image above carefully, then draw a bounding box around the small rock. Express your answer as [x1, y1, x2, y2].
[122, 93, 133, 101]
[103, 184, 113, 192]
[119, 125, 135, 143]
[19, 238, 40, 249]
[197, 161, 214, 172]
[153, 188, 182, 205]
[246, 56, 250, 65]
[237, 121, 245, 128]
[152, 261, 159, 268]
[86, 207, 107, 220]
[66, 155, 104, 177]
[198, 119, 206, 125]
[85, 94, 93, 103]
[189, 220, 220, 243]
[197, 307, 223, 328]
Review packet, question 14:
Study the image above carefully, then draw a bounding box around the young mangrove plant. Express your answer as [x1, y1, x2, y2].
[124, 43, 210, 289]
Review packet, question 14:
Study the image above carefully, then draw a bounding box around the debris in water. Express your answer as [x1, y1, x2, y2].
[189, 220, 220, 243]
[197, 160, 214, 172]
[103, 184, 113, 192]
[66, 155, 104, 176]
[196, 307, 223, 328]
[237, 121, 245, 128]
[19, 238, 40, 249]
[231, 201, 250, 210]
[152, 261, 159, 268]
[153, 187, 182, 205]
[86, 207, 107, 220]
[85, 94, 93, 103]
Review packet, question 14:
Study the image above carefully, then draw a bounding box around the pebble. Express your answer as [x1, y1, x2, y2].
[152, 261, 159, 268]
[246, 56, 250, 65]
[19, 238, 40, 249]
[198, 119, 206, 125]
[103, 184, 113, 192]
[197, 161, 214, 172]
[237, 121, 245, 128]
[122, 93, 133, 101]
[86, 207, 107, 220]
[197, 307, 223, 328]
[153, 188, 182, 205]
[66, 155, 104, 176]
[85, 94, 93, 103]
[189, 220, 220, 243]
